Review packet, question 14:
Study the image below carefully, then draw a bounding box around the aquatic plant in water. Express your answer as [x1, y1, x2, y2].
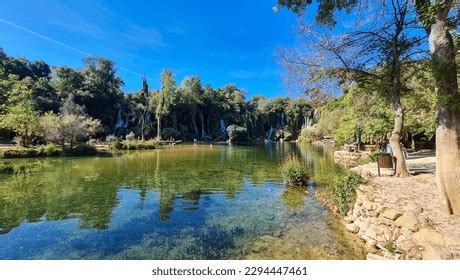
[280, 155, 309, 187]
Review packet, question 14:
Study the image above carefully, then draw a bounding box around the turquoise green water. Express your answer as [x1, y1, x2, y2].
[0, 143, 363, 259]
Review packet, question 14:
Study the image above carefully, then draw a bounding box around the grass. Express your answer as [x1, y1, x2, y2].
[111, 140, 157, 150]
[280, 155, 309, 187]
[0, 144, 111, 158]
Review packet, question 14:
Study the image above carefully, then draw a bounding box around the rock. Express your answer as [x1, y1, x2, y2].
[381, 209, 402, 221]
[363, 200, 377, 211]
[344, 215, 354, 223]
[345, 223, 359, 233]
[421, 245, 443, 260]
[413, 228, 445, 246]
[367, 253, 392, 260]
[395, 211, 419, 232]
[404, 202, 423, 214]
[366, 226, 379, 240]
[365, 240, 379, 253]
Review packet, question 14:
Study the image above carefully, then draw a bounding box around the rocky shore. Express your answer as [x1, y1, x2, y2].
[340, 151, 460, 260]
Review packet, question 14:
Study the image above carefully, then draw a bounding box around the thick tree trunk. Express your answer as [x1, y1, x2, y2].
[428, 15, 460, 214]
[389, 103, 410, 177]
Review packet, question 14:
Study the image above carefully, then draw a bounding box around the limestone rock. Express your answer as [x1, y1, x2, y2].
[413, 228, 445, 246]
[395, 211, 419, 232]
[404, 202, 423, 214]
[363, 200, 377, 211]
[381, 209, 402, 221]
[345, 223, 359, 234]
[422, 245, 443, 260]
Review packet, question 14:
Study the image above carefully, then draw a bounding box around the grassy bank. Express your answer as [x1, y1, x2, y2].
[0, 144, 111, 159]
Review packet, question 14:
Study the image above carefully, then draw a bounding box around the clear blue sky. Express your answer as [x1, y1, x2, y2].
[0, 0, 302, 98]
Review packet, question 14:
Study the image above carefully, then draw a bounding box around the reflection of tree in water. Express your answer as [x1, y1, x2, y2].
[0, 144, 312, 232]
[281, 186, 308, 212]
[0, 161, 118, 233]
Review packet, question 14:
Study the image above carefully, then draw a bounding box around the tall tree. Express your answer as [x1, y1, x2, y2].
[153, 69, 175, 141]
[276, 0, 459, 212]
[279, 0, 426, 176]
[413, 0, 460, 214]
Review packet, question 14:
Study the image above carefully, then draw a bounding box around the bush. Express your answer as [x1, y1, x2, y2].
[332, 171, 362, 215]
[297, 128, 313, 143]
[162, 127, 181, 140]
[39, 144, 62, 156]
[111, 140, 123, 150]
[64, 145, 97, 156]
[1, 148, 37, 158]
[111, 140, 157, 150]
[280, 155, 309, 187]
[368, 152, 378, 163]
[226, 125, 247, 143]
[126, 132, 136, 141]
[106, 135, 119, 142]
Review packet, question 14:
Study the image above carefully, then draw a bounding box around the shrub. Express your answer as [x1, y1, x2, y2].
[126, 132, 136, 141]
[226, 125, 247, 143]
[1, 148, 37, 158]
[368, 152, 378, 163]
[111, 140, 123, 150]
[280, 155, 309, 187]
[64, 145, 97, 156]
[297, 128, 313, 143]
[41, 144, 62, 156]
[332, 171, 362, 215]
[106, 135, 119, 142]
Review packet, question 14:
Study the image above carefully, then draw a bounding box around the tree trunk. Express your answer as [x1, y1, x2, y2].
[428, 14, 460, 214]
[156, 115, 161, 141]
[411, 133, 416, 151]
[389, 103, 410, 177]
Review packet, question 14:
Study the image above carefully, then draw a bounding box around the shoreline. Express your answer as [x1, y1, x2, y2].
[333, 150, 460, 260]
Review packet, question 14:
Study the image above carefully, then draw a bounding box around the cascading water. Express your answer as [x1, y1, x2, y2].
[265, 126, 274, 141]
[114, 109, 128, 129]
[219, 119, 226, 133]
[281, 113, 285, 126]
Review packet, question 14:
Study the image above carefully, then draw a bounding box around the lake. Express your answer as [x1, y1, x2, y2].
[0, 143, 363, 259]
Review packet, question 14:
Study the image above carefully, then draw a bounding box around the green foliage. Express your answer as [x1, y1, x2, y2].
[64, 145, 98, 156]
[111, 140, 123, 150]
[37, 144, 62, 156]
[280, 155, 309, 187]
[226, 125, 247, 143]
[0, 99, 41, 147]
[331, 171, 362, 215]
[111, 140, 157, 150]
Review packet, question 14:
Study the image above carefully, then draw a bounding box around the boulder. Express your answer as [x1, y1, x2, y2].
[381, 209, 402, 221]
[395, 211, 419, 232]
[413, 228, 445, 246]
[422, 245, 443, 260]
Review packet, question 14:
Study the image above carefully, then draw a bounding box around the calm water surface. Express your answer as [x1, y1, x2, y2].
[0, 143, 363, 259]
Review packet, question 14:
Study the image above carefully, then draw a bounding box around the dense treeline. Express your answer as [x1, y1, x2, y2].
[0, 48, 313, 146]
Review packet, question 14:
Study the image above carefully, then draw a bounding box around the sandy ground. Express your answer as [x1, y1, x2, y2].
[351, 150, 460, 255]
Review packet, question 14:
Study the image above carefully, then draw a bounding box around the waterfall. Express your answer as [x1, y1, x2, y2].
[114, 109, 128, 129]
[281, 113, 285, 126]
[265, 126, 274, 141]
[219, 119, 226, 133]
